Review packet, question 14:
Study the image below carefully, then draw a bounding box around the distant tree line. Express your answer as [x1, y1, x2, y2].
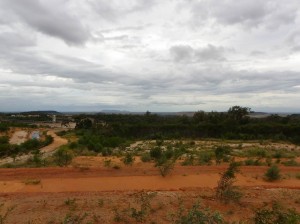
[74, 106, 300, 146]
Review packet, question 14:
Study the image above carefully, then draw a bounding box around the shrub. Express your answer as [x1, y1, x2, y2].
[198, 152, 213, 165]
[0, 203, 15, 224]
[30, 150, 43, 167]
[141, 153, 151, 162]
[69, 142, 78, 149]
[113, 165, 121, 169]
[63, 212, 88, 223]
[254, 203, 300, 224]
[173, 202, 223, 224]
[264, 165, 281, 181]
[216, 162, 242, 203]
[158, 160, 175, 177]
[122, 153, 135, 166]
[244, 159, 263, 166]
[112, 191, 156, 223]
[0, 136, 9, 144]
[53, 147, 74, 167]
[150, 147, 162, 159]
[181, 155, 195, 166]
[214, 146, 231, 164]
[103, 159, 112, 167]
[0, 123, 9, 132]
[98, 198, 104, 207]
[282, 159, 299, 167]
[130, 191, 157, 222]
[156, 139, 164, 146]
[247, 148, 267, 158]
[23, 179, 41, 185]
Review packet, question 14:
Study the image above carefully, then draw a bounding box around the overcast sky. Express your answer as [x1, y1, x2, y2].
[0, 0, 300, 112]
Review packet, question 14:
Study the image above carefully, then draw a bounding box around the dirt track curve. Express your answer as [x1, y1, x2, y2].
[0, 130, 68, 165]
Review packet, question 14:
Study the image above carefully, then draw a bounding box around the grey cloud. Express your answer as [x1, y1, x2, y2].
[88, 0, 156, 22]
[0, 31, 36, 49]
[0, 0, 300, 112]
[104, 35, 129, 41]
[170, 44, 225, 63]
[195, 44, 225, 61]
[88, 0, 118, 22]
[292, 46, 300, 52]
[188, 69, 300, 95]
[189, 0, 299, 29]
[100, 25, 150, 33]
[128, 0, 156, 13]
[170, 45, 193, 62]
[286, 31, 300, 45]
[1, 0, 90, 45]
[250, 51, 265, 56]
[0, 49, 112, 84]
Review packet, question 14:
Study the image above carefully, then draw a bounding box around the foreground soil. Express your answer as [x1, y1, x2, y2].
[0, 162, 299, 223]
[0, 188, 299, 224]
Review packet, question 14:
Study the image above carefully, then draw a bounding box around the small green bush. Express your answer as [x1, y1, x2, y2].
[254, 203, 300, 224]
[122, 153, 135, 166]
[247, 148, 267, 158]
[141, 153, 151, 162]
[216, 162, 242, 203]
[23, 179, 41, 185]
[174, 202, 223, 224]
[198, 152, 213, 165]
[244, 159, 263, 166]
[214, 146, 231, 164]
[264, 165, 281, 181]
[150, 147, 162, 159]
[53, 147, 74, 167]
[282, 159, 299, 167]
[181, 155, 195, 166]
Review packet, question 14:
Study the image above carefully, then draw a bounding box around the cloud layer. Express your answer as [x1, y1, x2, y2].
[0, 0, 300, 112]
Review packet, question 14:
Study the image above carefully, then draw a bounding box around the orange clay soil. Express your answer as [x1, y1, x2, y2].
[0, 161, 299, 223]
[0, 163, 299, 193]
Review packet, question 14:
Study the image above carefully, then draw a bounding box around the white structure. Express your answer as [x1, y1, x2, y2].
[52, 115, 56, 123]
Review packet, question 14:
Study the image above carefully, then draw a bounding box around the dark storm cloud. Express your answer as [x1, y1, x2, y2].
[0, 0, 90, 45]
[170, 44, 225, 63]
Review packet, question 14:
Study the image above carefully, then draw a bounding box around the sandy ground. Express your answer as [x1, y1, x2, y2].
[40, 130, 68, 154]
[9, 130, 28, 145]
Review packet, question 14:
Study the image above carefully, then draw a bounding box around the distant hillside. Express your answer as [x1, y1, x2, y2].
[20, 111, 61, 115]
[100, 110, 132, 114]
[98, 110, 196, 117]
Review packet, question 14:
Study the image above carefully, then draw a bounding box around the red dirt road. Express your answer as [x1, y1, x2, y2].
[0, 165, 299, 193]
